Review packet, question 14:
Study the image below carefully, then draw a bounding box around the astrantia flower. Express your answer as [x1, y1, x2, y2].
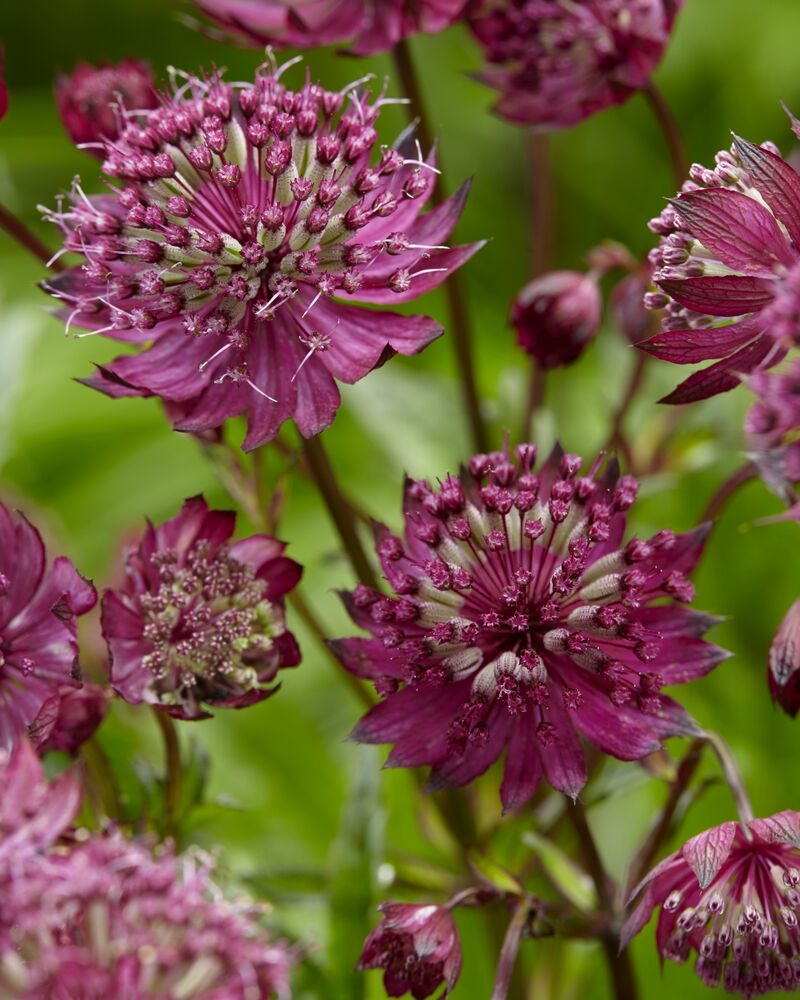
[611, 266, 655, 345]
[0, 831, 295, 998]
[55, 59, 159, 153]
[769, 598, 800, 719]
[192, 0, 466, 56]
[623, 811, 800, 996]
[358, 902, 462, 999]
[467, 0, 682, 129]
[29, 682, 109, 754]
[511, 270, 602, 369]
[0, 502, 96, 751]
[102, 496, 302, 719]
[744, 361, 800, 502]
[332, 444, 726, 809]
[643, 129, 800, 403]
[42, 63, 480, 450]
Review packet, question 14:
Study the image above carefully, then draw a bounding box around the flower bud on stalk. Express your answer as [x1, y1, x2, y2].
[511, 270, 602, 369]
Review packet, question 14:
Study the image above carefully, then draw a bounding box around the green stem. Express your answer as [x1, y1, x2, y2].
[391, 38, 488, 454]
[703, 730, 754, 828]
[302, 434, 378, 590]
[81, 736, 123, 821]
[153, 708, 182, 837]
[0, 202, 64, 270]
[604, 352, 648, 468]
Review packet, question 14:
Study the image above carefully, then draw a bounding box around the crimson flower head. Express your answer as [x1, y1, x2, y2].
[468, 0, 682, 129]
[332, 444, 726, 810]
[769, 598, 800, 718]
[192, 0, 466, 56]
[0, 831, 296, 998]
[623, 811, 800, 996]
[611, 267, 655, 345]
[511, 270, 602, 369]
[42, 62, 480, 450]
[358, 902, 462, 998]
[29, 682, 109, 754]
[643, 127, 800, 403]
[55, 59, 159, 153]
[0, 502, 96, 752]
[101, 496, 302, 719]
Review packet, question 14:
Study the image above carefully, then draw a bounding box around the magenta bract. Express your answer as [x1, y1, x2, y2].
[468, 0, 682, 129]
[101, 496, 302, 719]
[332, 444, 727, 810]
[55, 59, 158, 154]
[359, 902, 462, 998]
[42, 64, 480, 449]
[623, 811, 800, 996]
[511, 270, 602, 369]
[0, 503, 96, 752]
[29, 682, 109, 754]
[769, 598, 800, 718]
[193, 0, 466, 55]
[644, 129, 800, 403]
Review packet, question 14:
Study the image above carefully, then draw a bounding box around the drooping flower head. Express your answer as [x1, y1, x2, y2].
[769, 598, 800, 719]
[467, 0, 682, 129]
[102, 496, 302, 719]
[623, 811, 800, 996]
[29, 682, 109, 754]
[0, 502, 96, 751]
[511, 269, 602, 369]
[55, 59, 159, 153]
[42, 60, 480, 449]
[1, 834, 296, 998]
[358, 902, 462, 999]
[332, 444, 726, 810]
[642, 126, 800, 403]
[191, 0, 466, 56]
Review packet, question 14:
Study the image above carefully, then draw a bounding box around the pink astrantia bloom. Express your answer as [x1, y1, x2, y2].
[192, 0, 466, 56]
[42, 63, 480, 450]
[467, 0, 682, 129]
[29, 682, 109, 754]
[332, 444, 726, 810]
[511, 270, 602, 369]
[55, 59, 159, 154]
[744, 362, 800, 503]
[642, 128, 800, 403]
[0, 833, 295, 998]
[102, 496, 302, 719]
[0, 502, 96, 751]
[0, 738, 82, 867]
[358, 902, 462, 999]
[623, 811, 800, 996]
[769, 598, 800, 719]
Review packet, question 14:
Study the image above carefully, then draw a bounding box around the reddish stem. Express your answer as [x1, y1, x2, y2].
[642, 81, 689, 187]
[0, 202, 64, 270]
[700, 461, 757, 524]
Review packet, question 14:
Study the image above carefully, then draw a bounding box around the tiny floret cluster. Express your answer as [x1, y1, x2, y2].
[102, 496, 302, 719]
[644, 127, 800, 402]
[468, 0, 682, 128]
[43, 61, 479, 448]
[333, 444, 726, 810]
[624, 811, 800, 997]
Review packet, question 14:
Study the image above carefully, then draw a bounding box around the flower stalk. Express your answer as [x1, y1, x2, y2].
[703, 729, 755, 827]
[642, 80, 689, 187]
[153, 708, 182, 837]
[0, 202, 63, 270]
[490, 897, 532, 1000]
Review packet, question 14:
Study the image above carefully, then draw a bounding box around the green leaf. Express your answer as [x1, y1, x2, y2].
[521, 831, 597, 913]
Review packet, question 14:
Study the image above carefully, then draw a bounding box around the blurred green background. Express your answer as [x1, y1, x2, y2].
[1, 1, 799, 996]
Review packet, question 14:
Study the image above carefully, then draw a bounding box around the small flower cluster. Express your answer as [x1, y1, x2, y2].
[468, 0, 682, 128]
[43, 61, 479, 448]
[334, 443, 725, 810]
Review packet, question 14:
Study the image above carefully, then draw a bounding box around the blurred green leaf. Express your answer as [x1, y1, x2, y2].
[521, 831, 597, 913]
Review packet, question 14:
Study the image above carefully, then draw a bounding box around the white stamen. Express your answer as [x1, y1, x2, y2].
[199, 341, 234, 371]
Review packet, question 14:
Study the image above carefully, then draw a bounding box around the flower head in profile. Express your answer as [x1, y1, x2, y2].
[102, 496, 302, 719]
[623, 811, 800, 996]
[511, 270, 602, 369]
[42, 60, 480, 449]
[643, 126, 800, 403]
[468, 0, 682, 129]
[358, 902, 462, 998]
[55, 59, 159, 153]
[29, 682, 109, 754]
[768, 598, 800, 719]
[192, 0, 466, 56]
[332, 444, 726, 810]
[0, 502, 96, 751]
[1, 826, 295, 998]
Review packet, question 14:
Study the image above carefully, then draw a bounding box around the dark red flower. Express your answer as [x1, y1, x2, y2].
[29, 683, 109, 754]
[42, 63, 480, 449]
[332, 444, 726, 810]
[769, 598, 800, 718]
[0, 503, 96, 752]
[192, 0, 466, 56]
[511, 270, 602, 369]
[468, 0, 682, 129]
[55, 59, 158, 154]
[101, 496, 302, 719]
[359, 902, 462, 998]
[643, 128, 800, 403]
[623, 811, 800, 995]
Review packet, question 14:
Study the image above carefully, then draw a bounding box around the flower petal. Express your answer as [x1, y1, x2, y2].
[681, 821, 737, 889]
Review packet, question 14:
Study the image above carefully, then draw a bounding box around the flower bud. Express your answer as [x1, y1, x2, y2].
[511, 270, 601, 369]
[769, 597, 800, 717]
[611, 269, 654, 345]
[55, 59, 158, 153]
